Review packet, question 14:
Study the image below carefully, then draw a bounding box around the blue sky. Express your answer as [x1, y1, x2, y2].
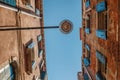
[43, 0, 82, 80]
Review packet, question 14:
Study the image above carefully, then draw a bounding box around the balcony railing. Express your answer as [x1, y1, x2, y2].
[85, 28, 90, 34]
[83, 58, 90, 67]
[96, 30, 107, 40]
[86, 0, 90, 8]
[96, 1, 106, 12]
[0, 0, 16, 7]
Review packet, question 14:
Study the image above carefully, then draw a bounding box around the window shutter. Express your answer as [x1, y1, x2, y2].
[37, 35, 42, 42]
[98, 12, 107, 30]
[85, 28, 90, 34]
[10, 64, 14, 80]
[96, 1, 106, 12]
[84, 73, 89, 80]
[26, 48, 32, 74]
[40, 71, 46, 80]
[0, 0, 16, 6]
[85, 44, 90, 51]
[96, 51, 106, 65]
[83, 58, 90, 67]
[96, 72, 105, 80]
[96, 30, 107, 40]
[86, 0, 90, 8]
[0, 64, 15, 80]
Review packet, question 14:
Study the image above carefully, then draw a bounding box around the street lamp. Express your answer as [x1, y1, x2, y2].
[0, 20, 73, 34]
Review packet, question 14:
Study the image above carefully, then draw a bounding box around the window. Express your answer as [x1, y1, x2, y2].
[86, 0, 90, 8]
[24, 39, 35, 74]
[96, 51, 106, 79]
[37, 35, 43, 57]
[0, 64, 15, 80]
[96, 71, 106, 80]
[97, 12, 107, 39]
[87, 15, 90, 28]
[35, 0, 40, 15]
[96, 1, 107, 40]
[35, 0, 40, 9]
[85, 14, 91, 34]
[40, 71, 46, 80]
[0, 0, 16, 6]
[84, 73, 89, 80]
[98, 12, 107, 30]
[83, 58, 90, 67]
[98, 60, 106, 74]
[85, 44, 90, 58]
[22, 0, 33, 8]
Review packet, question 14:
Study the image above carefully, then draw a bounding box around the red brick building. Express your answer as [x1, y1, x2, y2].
[79, 0, 120, 80]
[0, 0, 47, 80]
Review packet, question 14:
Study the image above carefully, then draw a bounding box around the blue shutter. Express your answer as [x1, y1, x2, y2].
[10, 65, 14, 80]
[85, 28, 90, 34]
[96, 51, 106, 64]
[0, 0, 16, 6]
[86, 0, 90, 8]
[35, 8, 40, 15]
[28, 42, 35, 48]
[85, 44, 90, 51]
[84, 73, 89, 80]
[83, 58, 90, 67]
[11, 0, 16, 7]
[41, 71, 46, 79]
[96, 30, 107, 40]
[96, 1, 106, 12]
[96, 72, 104, 80]
[32, 61, 35, 69]
[38, 49, 43, 57]
[37, 35, 42, 42]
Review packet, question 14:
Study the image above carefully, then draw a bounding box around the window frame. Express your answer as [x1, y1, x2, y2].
[24, 39, 35, 74]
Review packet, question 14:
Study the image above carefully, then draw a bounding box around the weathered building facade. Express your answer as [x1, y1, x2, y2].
[78, 72, 84, 80]
[0, 0, 47, 80]
[80, 0, 120, 80]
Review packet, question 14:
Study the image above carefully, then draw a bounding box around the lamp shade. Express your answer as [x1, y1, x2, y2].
[59, 20, 73, 34]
